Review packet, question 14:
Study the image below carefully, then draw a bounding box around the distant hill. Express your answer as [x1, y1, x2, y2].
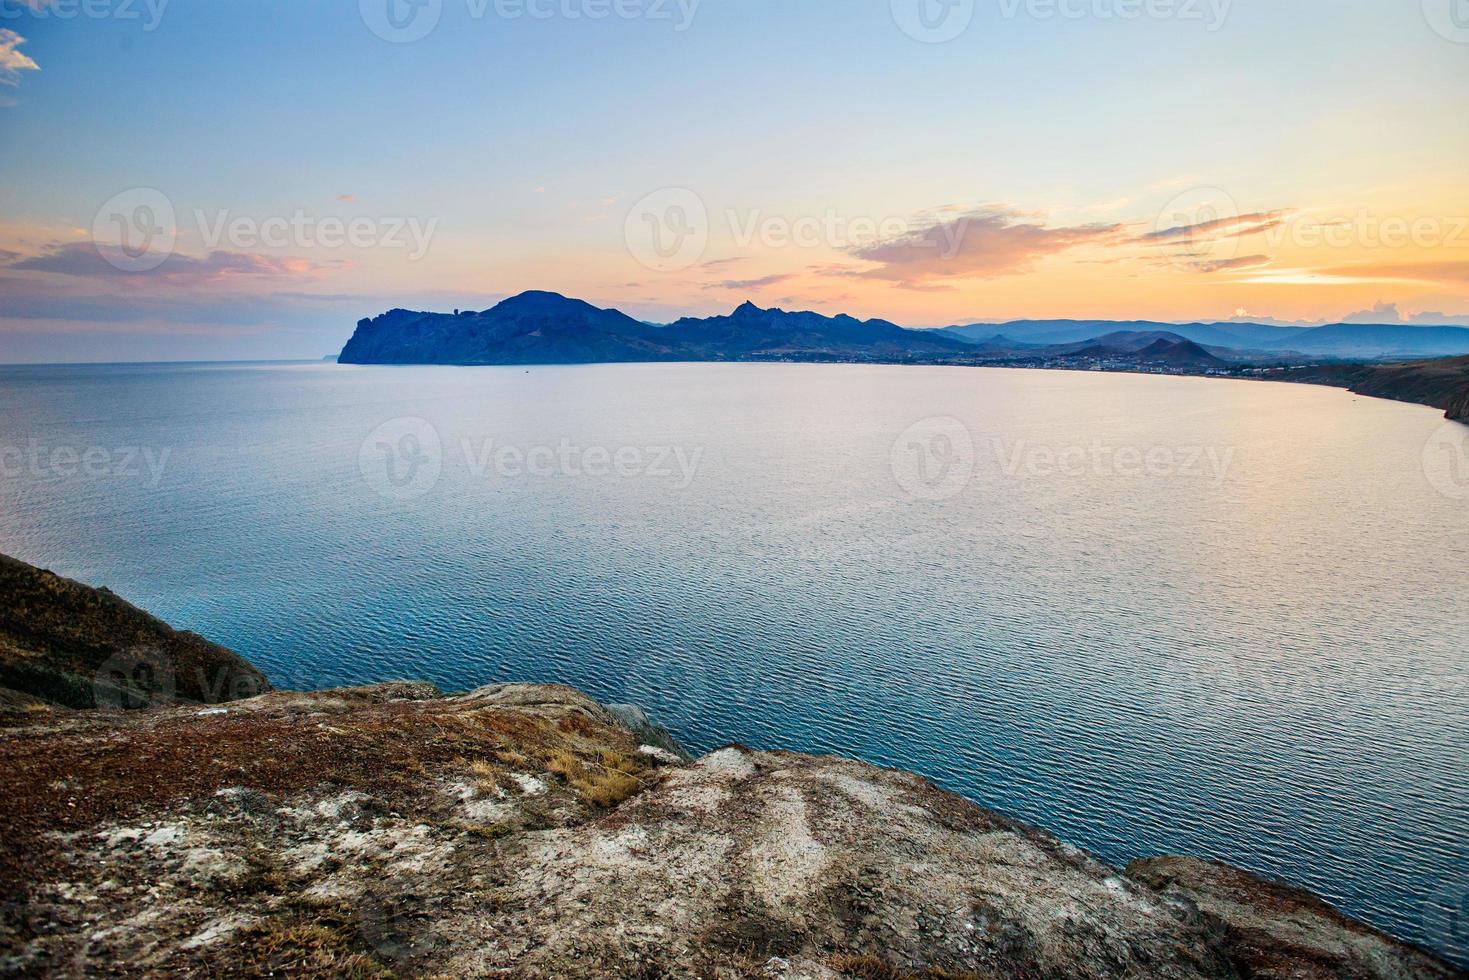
[942, 319, 1469, 359]
[1278, 355, 1469, 420]
[340, 291, 682, 365]
[335, 293, 1469, 418]
[340, 292, 970, 365]
[1136, 338, 1229, 368]
[665, 300, 971, 358]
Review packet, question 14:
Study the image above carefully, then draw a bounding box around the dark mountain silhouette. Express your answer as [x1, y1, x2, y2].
[665, 301, 971, 358]
[340, 293, 970, 365]
[339, 291, 682, 365]
[336, 292, 1469, 418]
[1135, 339, 1228, 367]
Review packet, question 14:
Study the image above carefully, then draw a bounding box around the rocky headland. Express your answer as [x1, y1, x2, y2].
[0, 554, 1461, 978]
[337, 292, 1469, 421]
[1275, 355, 1469, 421]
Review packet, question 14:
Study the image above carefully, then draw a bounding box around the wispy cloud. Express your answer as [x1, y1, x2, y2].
[703, 273, 795, 291]
[842, 207, 1125, 284]
[1141, 210, 1290, 244]
[8, 241, 337, 285]
[1190, 253, 1274, 274]
[0, 29, 40, 89]
[1316, 260, 1469, 284]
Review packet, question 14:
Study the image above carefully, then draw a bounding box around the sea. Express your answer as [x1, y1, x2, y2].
[1, 360, 1465, 963]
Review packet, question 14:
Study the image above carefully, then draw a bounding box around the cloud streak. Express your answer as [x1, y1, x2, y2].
[1141, 210, 1291, 244]
[0, 29, 39, 88]
[1190, 253, 1273, 274]
[1316, 260, 1469, 284]
[703, 273, 795, 291]
[842, 208, 1125, 284]
[9, 242, 337, 285]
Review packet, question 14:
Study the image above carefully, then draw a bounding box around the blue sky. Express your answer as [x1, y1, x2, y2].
[1, 0, 1466, 360]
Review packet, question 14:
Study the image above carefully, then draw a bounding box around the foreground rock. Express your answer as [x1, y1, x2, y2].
[0, 682, 1457, 979]
[0, 554, 269, 710]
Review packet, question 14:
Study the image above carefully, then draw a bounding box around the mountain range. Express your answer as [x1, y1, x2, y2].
[941, 319, 1469, 358]
[340, 291, 1469, 366]
[339, 291, 971, 366]
[337, 291, 1469, 420]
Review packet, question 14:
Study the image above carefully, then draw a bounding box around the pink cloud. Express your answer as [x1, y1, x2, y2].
[0, 29, 40, 88]
[8, 241, 339, 286]
[842, 208, 1125, 284]
[1141, 210, 1291, 244]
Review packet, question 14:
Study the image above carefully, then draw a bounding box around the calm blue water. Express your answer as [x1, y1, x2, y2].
[1, 360, 1466, 962]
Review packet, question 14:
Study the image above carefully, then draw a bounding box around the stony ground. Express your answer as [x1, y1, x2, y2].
[0, 684, 1460, 979]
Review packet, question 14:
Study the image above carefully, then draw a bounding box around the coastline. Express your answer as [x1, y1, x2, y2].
[0, 553, 1464, 976]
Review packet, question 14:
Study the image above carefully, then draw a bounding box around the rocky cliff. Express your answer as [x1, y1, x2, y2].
[1, 680, 1460, 978]
[0, 556, 1460, 978]
[0, 554, 269, 710]
[1279, 355, 1469, 420]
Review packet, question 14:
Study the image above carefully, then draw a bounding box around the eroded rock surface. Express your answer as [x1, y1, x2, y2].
[0, 683, 1459, 978]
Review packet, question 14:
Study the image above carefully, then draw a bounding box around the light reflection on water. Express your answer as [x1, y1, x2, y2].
[0, 360, 1465, 963]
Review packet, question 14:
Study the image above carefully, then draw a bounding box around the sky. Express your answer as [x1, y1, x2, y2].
[0, 0, 1466, 361]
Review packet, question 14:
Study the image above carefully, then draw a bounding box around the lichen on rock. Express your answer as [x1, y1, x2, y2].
[1, 680, 1459, 979]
